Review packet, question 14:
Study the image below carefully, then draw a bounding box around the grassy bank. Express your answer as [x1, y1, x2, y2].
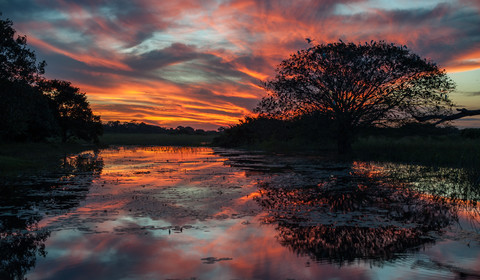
[221, 138, 337, 155]
[100, 133, 216, 146]
[353, 135, 480, 168]
[0, 133, 216, 176]
[0, 142, 97, 176]
[214, 133, 480, 168]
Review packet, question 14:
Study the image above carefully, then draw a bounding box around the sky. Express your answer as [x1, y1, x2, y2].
[1, 0, 480, 130]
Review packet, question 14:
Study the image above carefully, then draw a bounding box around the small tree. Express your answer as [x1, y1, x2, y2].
[256, 40, 456, 153]
[37, 79, 103, 143]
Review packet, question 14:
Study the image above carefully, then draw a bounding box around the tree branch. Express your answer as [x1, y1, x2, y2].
[414, 108, 480, 125]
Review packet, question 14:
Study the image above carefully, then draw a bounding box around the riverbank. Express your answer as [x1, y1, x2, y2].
[0, 142, 97, 176]
[353, 135, 480, 168]
[0, 133, 217, 177]
[214, 134, 480, 168]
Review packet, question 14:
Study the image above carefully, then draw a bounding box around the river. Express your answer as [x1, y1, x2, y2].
[1, 146, 480, 279]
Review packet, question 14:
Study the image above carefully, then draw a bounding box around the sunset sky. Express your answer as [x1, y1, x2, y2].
[1, 0, 479, 129]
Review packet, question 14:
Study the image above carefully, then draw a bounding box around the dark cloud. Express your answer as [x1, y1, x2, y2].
[126, 43, 200, 71]
[252, 0, 365, 20]
[0, 0, 43, 20]
[186, 88, 258, 108]
[339, 3, 480, 68]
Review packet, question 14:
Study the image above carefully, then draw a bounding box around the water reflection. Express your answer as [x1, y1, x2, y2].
[2, 147, 480, 279]
[0, 217, 49, 280]
[254, 163, 456, 265]
[234, 156, 480, 278]
[0, 151, 103, 280]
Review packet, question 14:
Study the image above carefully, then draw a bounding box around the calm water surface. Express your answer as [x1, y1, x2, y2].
[1, 146, 480, 279]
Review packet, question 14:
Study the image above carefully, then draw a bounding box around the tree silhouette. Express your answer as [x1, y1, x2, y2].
[256, 41, 455, 153]
[0, 15, 45, 85]
[37, 79, 103, 143]
[0, 82, 57, 141]
[0, 15, 56, 141]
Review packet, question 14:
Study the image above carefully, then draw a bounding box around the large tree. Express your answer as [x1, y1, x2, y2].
[256, 40, 456, 153]
[37, 79, 103, 143]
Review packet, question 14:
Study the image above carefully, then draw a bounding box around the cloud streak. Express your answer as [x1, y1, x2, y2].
[1, 0, 479, 129]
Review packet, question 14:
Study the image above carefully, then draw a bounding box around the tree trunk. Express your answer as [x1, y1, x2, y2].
[337, 135, 353, 155]
[414, 108, 480, 125]
[336, 122, 353, 155]
[61, 129, 67, 143]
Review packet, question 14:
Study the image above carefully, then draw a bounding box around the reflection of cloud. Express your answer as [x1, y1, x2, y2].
[2, 0, 479, 128]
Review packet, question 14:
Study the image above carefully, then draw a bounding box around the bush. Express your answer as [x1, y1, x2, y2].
[213, 113, 334, 149]
[461, 128, 480, 139]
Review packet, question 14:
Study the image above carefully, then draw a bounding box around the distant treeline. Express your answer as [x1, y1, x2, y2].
[103, 121, 218, 135]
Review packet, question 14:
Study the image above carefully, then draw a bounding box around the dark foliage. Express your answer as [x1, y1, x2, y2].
[358, 122, 459, 138]
[37, 79, 103, 143]
[0, 81, 57, 141]
[0, 15, 56, 142]
[461, 128, 480, 139]
[213, 113, 334, 148]
[214, 114, 464, 150]
[213, 116, 288, 147]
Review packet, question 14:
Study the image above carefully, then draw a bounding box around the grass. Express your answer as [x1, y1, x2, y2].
[216, 133, 480, 168]
[243, 139, 337, 155]
[100, 133, 216, 146]
[0, 133, 215, 177]
[0, 142, 96, 177]
[0, 133, 216, 177]
[353, 135, 480, 168]
[0, 155, 35, 170]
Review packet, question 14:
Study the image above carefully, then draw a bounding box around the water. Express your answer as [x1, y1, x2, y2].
[1, 146, 480, 279]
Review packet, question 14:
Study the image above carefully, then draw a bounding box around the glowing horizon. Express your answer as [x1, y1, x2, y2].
[2, 0, 479, 129]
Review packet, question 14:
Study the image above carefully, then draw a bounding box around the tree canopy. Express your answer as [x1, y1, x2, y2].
[0, 15, 55, 141]
[37, 79, 102, 143]
[256, 40, 456, 153]
[0, 16, 45, 85]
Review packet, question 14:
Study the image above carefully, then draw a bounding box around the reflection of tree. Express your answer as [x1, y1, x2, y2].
[254, 162, 458, 265]
[376, 163, 480, 202]
[0, 219, 49, 280]
[0, 151, 103, 280]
